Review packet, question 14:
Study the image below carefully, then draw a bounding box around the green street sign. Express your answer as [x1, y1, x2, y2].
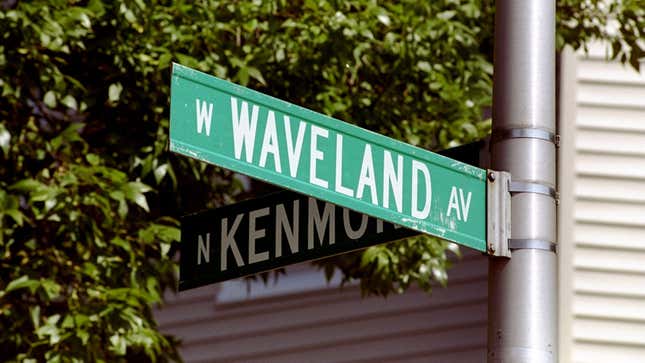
[170, 63, 488, 252]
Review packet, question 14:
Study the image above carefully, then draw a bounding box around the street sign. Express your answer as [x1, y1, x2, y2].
[170, 63, 487, 252]
[178, 142, 488, 290]
[179, 190, 418, 291]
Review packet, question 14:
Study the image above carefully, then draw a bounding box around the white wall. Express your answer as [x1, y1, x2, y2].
[155, 249, 488, 362]
[559, 43, 645, 363]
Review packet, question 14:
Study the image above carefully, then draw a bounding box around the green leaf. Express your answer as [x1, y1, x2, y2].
[153, 163, 168, 184]
[5, 275, 40, 293]
[111, 237, 132, 252]
[0, 123, 10, 155]
[10, 179, 45, 193]
[30, 306, 41, 329]
[44, 91, 57, 108]
[109, 334, 127, 355]
[40, 279, 62, 299]
[158, 52, 172, 68]
[360, 246, 379, 268]
[160, 242, 171, 256]
[446, 242, 461, 257]
[61, 315, 74, 329]
[247, 66, 266, 85]
[377, 13, 391, 26]
[0, 190, 23, 225]
[86, 153, 100, 166]
[36, 314, 61, 344]
[237, 66, 249, 86]
[122, 181, 152, 212]
[50, 123, 85, 152]
[110, 190, 128, 217]
[437, 10, 456, 20]
[61, 95, 78, 110]
[109, 83, 123, 103]
[417, 61, 432, 73]
[78, 330, 90, 345]
[5, 209, 24, 226]
[138, 223, 180, 244]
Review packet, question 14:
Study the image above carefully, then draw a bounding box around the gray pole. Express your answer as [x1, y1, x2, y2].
[488, 0, 558, 362]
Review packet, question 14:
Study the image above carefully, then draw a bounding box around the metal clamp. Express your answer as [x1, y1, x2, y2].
[509, 239, 557, 253]
[492, 128, 559, 147]
[509, 181, 557, 199]
[487, 170, 512, 258]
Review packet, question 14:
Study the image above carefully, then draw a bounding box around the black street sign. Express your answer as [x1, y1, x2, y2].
[179, 191, 416, 291]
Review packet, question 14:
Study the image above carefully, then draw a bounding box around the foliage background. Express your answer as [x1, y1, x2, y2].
[0, 0, 642, 361]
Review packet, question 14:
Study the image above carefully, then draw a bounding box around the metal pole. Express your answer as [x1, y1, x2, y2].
[488, 0, 558, 362]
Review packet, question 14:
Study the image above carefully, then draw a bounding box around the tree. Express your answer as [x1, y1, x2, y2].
[0, 0, 642, 361]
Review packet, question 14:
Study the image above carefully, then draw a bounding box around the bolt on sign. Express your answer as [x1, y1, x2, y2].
[170, 63, 487, 255]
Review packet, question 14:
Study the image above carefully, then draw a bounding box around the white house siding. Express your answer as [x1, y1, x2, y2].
[560, 43, 645, 363]
[155, 248, 488, 362]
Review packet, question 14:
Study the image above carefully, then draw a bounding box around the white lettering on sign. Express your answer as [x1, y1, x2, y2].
[356, 144, 378, 205]
[308, 198, 335, 249]
[276, 201, 299, 257]
[335, 134, 354, 197]
[249, 207, 270, 264]
[223, 96, 448, 228]
[284, 116, 306, 178]
[447, 186, 472, 222]
[231, 97, 259, 163]
[259, 111, 282, 173]
[310, 125, 329, 188]
[411, 160, 432, 219]
[221, 214, 245, 271]
[197, 233, 210, 265]
[187, 196, 417, 282]
[343, 208, 368, 239]
[383, 150, 403, 213]
[196, 99, 214, 136]
[460, 188, 473, 222]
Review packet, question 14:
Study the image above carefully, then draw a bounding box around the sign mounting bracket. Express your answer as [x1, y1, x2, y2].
[486, 170, 512, 257]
